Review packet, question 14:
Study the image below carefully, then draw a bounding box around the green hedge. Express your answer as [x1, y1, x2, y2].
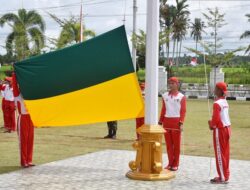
[137, 66, 250, 84]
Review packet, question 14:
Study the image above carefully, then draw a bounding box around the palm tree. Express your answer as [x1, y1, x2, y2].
[131, 29, 170, 69]
[240, 14, 250, 54]
[190, 18, 206, 52]
[160, 1, 176, 63]
[0, 9, 45, 61]
[49, 13, 95, 49]
[172, 0, 190, 65]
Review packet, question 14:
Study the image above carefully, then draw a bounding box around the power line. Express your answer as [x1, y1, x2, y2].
[0, 0, 125, 14]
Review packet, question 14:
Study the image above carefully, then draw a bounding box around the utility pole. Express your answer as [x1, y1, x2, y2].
[80, 0, 83, 42]
[122, 0, 127, 25]
[132, 0, 137, 71]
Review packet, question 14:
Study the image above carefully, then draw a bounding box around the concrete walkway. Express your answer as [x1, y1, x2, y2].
[0, 150, 249, 190]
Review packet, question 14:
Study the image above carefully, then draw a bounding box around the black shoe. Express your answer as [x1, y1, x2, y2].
[210, 177, 228, 184]
[104, 135, 112, 139]
[111, 135, 116, 139]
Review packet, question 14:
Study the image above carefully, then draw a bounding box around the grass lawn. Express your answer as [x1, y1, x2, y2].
[0, 99, 250, 174]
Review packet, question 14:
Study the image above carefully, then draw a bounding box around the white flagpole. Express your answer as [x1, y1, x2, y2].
[145, 0, 159, 125]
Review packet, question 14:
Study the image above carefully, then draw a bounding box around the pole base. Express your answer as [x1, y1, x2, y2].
[126, 169, 175, 181]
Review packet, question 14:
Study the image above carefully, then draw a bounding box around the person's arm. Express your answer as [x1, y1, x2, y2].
[0, 82, 6, 91]
[12, 73, 20, 97]
[208, 103, 221, 130]
[159, 99, 166, 125]
[179, 96, 186, 131]
[179, 96, 186, 124]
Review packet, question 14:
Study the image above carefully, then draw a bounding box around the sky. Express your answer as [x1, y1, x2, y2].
[0, 0, 250, 56]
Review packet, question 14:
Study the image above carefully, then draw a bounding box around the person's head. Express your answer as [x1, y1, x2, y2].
[168, 77, 179, 92]
[4, 77, 12, 86]
[214, 82, 227, 97]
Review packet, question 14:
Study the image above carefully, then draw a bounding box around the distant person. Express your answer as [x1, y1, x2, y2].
[0, 80, 7, 129]
[159, 77, 186, 171]
[135, 82, 145, 140]
[0, 77, 16, 133]
[208, 82, 231, 184]
[104, 121, 118, 139]
[12, 73, 35, 168]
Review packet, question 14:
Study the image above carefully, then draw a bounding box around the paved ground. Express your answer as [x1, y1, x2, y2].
[0, 150, 249, 190]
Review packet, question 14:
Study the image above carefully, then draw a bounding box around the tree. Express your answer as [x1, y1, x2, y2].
[160, 0, 189, 66]
[131, 29, 170, 69]
[172, 15, 189, 66]
[240, 14, 250, 55]
[172, 0, 190, 66]
[190, 18, 206, 52]
[186, 42, 244, 94]
[160, 0, 176, 63]
[0, 9, 45, 61]
[203, 7, 227, 54]
[202, 7, 227, 89]
[49, 13, 95, 49]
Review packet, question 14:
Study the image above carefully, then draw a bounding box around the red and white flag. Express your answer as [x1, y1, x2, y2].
[190, 57, 198, 66]
[169, 59, 174, 66]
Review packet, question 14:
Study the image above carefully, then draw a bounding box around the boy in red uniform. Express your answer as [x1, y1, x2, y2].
[135, 82, 145, 140]
[208, 82, 231, 184]
[12, 73, 35, 168]
[159, 77, 186, 171]
[0, 77, 16, 133]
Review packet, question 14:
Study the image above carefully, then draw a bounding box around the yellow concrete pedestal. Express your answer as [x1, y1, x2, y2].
[126, 125, 175, 181]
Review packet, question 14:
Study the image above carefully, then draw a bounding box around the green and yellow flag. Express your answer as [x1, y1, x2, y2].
[14, 26, 144, 127]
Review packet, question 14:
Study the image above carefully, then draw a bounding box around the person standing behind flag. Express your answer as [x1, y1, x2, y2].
[0, 77, 16, 133]
[12, 73, 35, 168]
[159, 77, 186, 171]
[208, 82, 231, 184]
[104, 121, 118, 139]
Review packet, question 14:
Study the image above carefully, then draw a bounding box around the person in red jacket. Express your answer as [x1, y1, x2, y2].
[135, 82, 145, 140]
[0, 77, 16, 133]
[12, 73, 35, 168]
[0, 81, 7, 130]
[159, 77, 186, 171]
[208, 82, 231, 184]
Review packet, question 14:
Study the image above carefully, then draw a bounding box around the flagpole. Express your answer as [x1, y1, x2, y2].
[144, 0, 159, 125]
[126, 0, 175, 181]
[80, 0, 83, 42]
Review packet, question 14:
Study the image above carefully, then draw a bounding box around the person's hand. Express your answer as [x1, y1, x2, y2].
[208, 120, 214, 130]
[179, 122, 183, 132]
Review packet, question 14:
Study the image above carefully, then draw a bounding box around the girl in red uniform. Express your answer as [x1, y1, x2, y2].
[0, 77, 15, 133]
[209, 82, 231, 184]
[12, 73, 35, 168]
[159, 77, 186, 171]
